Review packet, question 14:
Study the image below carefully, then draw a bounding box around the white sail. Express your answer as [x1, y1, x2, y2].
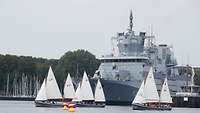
[94, 79, 105, 102]
[160, 77, 172, 103]
[64, 73, 75, 99]
[72, 83, 82, 102]
[144, 67, 159, 103]
[80, 71, 94, 100]
[46, 66, 62, 99]
[132, 80, 145, 104]
[35, 79, 47, 101]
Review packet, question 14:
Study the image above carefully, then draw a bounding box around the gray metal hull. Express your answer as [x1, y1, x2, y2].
[90, 79, 138, 105]
[90, 78, 183, 105]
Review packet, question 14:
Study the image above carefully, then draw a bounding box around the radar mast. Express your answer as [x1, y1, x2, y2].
[129, 10, 133, 31]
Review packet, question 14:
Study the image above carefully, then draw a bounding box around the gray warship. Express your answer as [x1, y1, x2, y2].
[91, 11, 190, 105]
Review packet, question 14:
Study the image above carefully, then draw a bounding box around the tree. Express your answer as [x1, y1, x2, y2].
[54, 49, 100, 88]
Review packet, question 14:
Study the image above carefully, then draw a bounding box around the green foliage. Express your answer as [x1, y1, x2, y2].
[0, 50, 100, 94]
[0, 54, 58, 94]
[55, 49, 100, 88]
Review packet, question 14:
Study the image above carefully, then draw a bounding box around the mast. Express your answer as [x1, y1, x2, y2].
[129, 10, 133, 31]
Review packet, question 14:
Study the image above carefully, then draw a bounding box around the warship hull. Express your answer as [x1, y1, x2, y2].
[90, 78, 181, 105]
[90, 79, 138, 105]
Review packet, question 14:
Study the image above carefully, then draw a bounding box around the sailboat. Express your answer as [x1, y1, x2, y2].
[160, 77, 173, 105]
[63, 73, 75, 101]
[132, 67, 172, 110]
[35, 66, 63, 107]
[94, 79, 106, 106]
[73, 71, 105, 107]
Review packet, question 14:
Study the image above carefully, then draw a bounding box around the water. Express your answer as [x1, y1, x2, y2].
[0, 101, 199, 113]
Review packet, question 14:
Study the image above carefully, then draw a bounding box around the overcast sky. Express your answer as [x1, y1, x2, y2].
[0, 0, 200, 66]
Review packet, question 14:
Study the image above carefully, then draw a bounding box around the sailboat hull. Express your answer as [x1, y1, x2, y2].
[35, 101, 63, 107]
[132, 103, 172, 110]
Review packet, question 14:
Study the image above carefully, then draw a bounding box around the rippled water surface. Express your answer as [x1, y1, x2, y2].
[0, 101, 199, 113]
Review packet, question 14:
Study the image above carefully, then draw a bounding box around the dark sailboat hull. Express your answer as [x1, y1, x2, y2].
[132, 103, 172, 110]
[35, 101, 63, 107]
[76, 103, 105, 107]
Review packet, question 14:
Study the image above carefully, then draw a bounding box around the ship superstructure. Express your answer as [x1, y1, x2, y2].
[92, 11, 190, 105]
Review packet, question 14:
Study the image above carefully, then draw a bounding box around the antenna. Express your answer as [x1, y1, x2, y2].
[129, 10, 133, 31]
[147, 24, 155, 48]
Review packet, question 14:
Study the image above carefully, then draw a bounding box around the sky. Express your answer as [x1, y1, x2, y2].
[0, 0, 200, 66]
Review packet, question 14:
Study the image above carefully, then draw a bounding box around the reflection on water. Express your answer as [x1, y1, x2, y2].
[0, 101, 199, 113]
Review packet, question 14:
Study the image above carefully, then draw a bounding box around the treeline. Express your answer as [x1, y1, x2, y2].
[0, 49, 100, 95]
[1, 49, 200, 96]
